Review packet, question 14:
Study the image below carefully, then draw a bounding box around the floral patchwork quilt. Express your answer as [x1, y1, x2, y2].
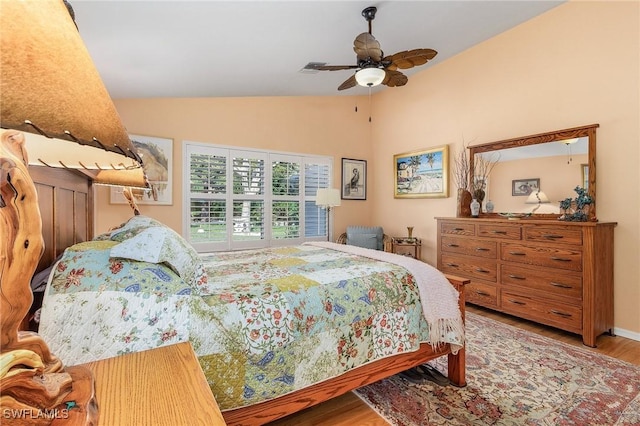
[39, 220, 463, 411]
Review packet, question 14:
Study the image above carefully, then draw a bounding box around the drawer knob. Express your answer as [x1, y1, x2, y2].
[475, 290, 490, 297]
[543, 234, 564, 239]
[550, 310, 572, 318]
[508, 299, 526, 306]
[475, 268, 490, 274]
[550, 282, 573, 289]
[475, 247, 489, 252]
[452, 227, 465, 231]
[508, 274, 526, 280]
[550, 256, 572, 262]
[509, 252, 526, 256]
[446, 262, 459, 268]
[447, 244, 460, 248]
[491, 230, 507, 235]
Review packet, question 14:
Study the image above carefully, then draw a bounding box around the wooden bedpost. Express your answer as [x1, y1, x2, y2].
[0, 131, 98, 425]
[445, 274, 469, 387]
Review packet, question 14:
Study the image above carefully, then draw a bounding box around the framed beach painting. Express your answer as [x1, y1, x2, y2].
[111, 134, 173, 205]
[394, 145, 449, 198]
[341, 158, 367, 200]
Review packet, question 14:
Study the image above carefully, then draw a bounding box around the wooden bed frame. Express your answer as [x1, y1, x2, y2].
[33, 166, 468, 426]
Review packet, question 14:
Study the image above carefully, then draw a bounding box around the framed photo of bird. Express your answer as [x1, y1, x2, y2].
[341, 158, 367, 200]
[394, 145, 449, 199]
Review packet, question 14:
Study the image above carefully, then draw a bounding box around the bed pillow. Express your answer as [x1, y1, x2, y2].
[107, 215, 165, 242]
[109, 222, 207, 294]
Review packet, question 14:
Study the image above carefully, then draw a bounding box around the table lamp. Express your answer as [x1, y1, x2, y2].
[525, 190, 550, 214]
[1, 1, 148, 423]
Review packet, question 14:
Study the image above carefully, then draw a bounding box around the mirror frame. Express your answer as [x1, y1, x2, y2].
[469, 123, 599, 220]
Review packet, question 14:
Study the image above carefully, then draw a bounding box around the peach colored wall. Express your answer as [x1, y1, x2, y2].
[96, 96, 375, 241]
[371, 1, 639, 334]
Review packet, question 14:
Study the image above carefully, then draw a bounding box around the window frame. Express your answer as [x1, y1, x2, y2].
[183, 141, 332, 252]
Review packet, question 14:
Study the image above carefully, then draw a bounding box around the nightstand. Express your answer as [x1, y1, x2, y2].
[390, 237, 422, 259]
[81, 342, 226, 425]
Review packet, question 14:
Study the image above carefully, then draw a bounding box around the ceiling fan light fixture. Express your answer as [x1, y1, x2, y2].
[355, 67, 385, 87]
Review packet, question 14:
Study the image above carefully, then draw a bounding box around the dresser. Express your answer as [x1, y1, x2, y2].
[436, 217, 616, 347]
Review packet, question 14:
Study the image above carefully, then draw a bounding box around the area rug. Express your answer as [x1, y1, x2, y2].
[354, 312, 640, 425]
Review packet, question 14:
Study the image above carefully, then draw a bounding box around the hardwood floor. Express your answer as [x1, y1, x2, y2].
[268, 304, 640, 426]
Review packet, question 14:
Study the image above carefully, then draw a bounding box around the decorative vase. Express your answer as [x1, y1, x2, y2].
[473, 188, 485, 214]
[456, 189, 473, 217]
[486, 199, 495, 214]
[470, 198, 480, 218]
[406, 226, 415, 243]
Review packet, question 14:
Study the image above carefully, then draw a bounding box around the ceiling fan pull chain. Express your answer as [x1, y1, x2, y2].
[368, 86, 372, 122]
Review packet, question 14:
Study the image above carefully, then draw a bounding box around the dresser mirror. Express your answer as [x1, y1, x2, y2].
[469, 124, 598, 220]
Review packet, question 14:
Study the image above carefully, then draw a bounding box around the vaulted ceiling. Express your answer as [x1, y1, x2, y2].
[72, 1, 564, 99]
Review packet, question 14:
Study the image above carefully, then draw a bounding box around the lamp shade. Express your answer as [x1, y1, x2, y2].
[316, 188, 341, 208]
[0, 0, 143, 171]
[355, 68, 386, 87]
[525, 190, 550, 204]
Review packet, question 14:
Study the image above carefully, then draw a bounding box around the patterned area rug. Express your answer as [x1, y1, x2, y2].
[354, 312, 640, 425]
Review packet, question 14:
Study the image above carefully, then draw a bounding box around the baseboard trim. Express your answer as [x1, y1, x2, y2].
[613, 327, 640, 342]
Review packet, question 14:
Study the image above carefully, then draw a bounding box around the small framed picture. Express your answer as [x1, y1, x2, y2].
[512, 178, 540, 196]
[341, 158, 367, 200]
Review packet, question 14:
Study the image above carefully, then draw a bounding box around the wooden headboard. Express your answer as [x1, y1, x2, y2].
[29, 166, 94, 274]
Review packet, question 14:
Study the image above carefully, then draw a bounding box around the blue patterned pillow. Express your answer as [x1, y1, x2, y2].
[109, 219, 207, 294]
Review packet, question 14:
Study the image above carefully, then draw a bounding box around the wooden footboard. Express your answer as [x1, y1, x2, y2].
[222, 274, 469, 426]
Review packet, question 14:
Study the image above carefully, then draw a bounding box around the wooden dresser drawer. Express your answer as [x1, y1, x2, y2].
[440, 254, 497, 282]
[441, 236, 497, 259]
[478, 224, 521, 240]
[501, 243, 582, 271]
[501, 291, 582, 334]
[501, 264, 582, 301]
[466, 282, 498, 308]
[524, 226, 583, 246]
[440, 221, 475, 236]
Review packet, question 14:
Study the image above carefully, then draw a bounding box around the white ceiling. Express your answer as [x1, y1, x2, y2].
[71, 0, 564, 99]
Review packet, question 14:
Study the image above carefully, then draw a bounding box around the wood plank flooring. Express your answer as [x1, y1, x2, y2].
[268, 304, 640, 426]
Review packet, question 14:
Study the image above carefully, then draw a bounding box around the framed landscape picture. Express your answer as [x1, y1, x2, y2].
[341, 158, 367, 200]
[111, 134, 173, 205]
[394, 145, 449, 198]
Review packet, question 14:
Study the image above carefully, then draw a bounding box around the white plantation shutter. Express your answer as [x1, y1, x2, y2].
[184, 142, 332, 251]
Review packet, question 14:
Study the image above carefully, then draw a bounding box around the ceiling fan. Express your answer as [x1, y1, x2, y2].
[313, 6, 437, 91]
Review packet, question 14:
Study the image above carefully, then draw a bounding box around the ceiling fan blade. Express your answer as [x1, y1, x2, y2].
[337, 75, 357, 91]
[353, 32, 382, 62]
[382, 70, 408, 88]
[384, 48, 438, 71]
[315, 65, 358, 71]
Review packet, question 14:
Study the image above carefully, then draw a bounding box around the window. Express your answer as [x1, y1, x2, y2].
[184, 142, 331, 252]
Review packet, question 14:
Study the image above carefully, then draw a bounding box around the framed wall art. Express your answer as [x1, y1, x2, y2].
[511, 178, 539, 196]
[341, 158, 367, 200]
[110, 134, 173, 205]
[394, 145, 449, 198]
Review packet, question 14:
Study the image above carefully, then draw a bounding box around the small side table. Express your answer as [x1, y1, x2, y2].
[82, 342, 226, 425]
[391, 237, 422, 260]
